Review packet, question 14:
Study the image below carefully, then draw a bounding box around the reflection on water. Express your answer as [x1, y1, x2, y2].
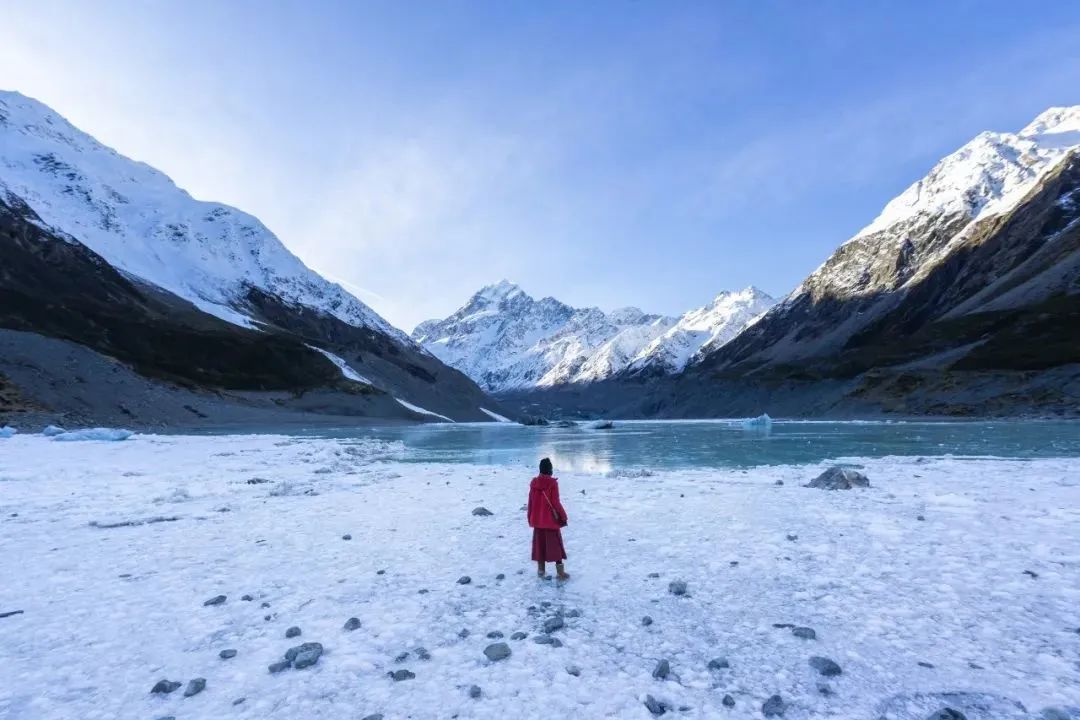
[299, 420, 1080, 471]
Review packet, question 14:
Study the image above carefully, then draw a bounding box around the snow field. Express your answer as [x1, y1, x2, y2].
[0, 434, 1078, 719]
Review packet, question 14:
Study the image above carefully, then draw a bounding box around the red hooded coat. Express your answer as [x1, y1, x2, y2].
[527, 474, 567, 530]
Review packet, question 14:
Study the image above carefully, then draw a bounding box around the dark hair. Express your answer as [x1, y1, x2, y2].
[539, 457, 553, 475]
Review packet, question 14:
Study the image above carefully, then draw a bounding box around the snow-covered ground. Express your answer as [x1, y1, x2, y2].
[1, 434, 1078, 719]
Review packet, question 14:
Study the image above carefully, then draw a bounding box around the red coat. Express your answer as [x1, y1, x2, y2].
[527, 474, 568, 530]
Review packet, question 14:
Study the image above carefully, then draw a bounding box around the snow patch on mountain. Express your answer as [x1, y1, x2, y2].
[627, 287, 776, 373]
[413, 282, 775, 391]
[856, 107, 1080, 241]
[0, 90, 405, 341]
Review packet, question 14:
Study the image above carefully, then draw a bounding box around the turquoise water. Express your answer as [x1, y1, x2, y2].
[306, 420, 1080, 472]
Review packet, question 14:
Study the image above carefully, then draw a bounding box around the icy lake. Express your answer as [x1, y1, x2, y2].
[282, 419, 1080, 472]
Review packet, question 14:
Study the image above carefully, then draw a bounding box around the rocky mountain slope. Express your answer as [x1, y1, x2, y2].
[412, 281, 774, 392]
[665, 106, 1080, 417]
[0, 90, 502, 427]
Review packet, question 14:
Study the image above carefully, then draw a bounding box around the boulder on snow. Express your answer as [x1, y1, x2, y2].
[806, 466, 870, 490]
[763, 694, 787, 716]
[472, 507, 494, 516]
[652, 659, 670, 680]
[203, 594, 226, 606]
[792, 626, 817, 640]
[285, 626, 301, 638]
[183, 678, 206, 697]
[809, 656, 842, 676]
[644, 694, 668, 716]
[219, 648, 237, 659]
[344, 617, 362, 631]
[668, 580, 687, 596]
[483, 642, 511, 662]
[151, 679, 181, 694]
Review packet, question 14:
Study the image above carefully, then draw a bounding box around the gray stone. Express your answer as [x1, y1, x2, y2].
[241, 594, 253, 601]
[484, 642, 511, 662]
[487, 631, 503, 639]
[817, 683, 833, 696]
[285, 626, 302, 638]
[642, 616, 654, 627]
[786, 534, 798, 541]
[232, 698, 246, 706]
[792, 626, 816, 640]
[388, 669, 415, 681]
[806, 466, 870, 490]
[926, 711, 967, 720]
[458, 628, 470, 638]
[544, 616, 565, 633]
[708, 658, 729, 670]
[809, 656, 842, 676]
[496, 573, 505, 580]
[534, 635, 554, 644]
[550, 638, 563, 648]
[566, 664, 581, 676]
[268, 660, 291, 673]
[293, 646, 322, 669]
[648, 572, 660, 578]
[565, 608, 582, 618]
[472, 507, 493, 516]
[183, 678, 206, 698]
[342, 534, 352, 540]
[416, 647, 431, 661]
[377, 569, 386, 575]
[219, 648, 237, 659]
[395, 651, 410, 662]
[668, 580, 687, 596]
[775, 479, 784, 486]
[763, 695, 786, 716]
[644, 694, 667, 715]
[469, 684, 482, 699]
[285, 642, 323, 663]
[362, 715, 384, 720]
[458, 576, 472, 585]
[652, 659, 670, 680]
[344, 617, 362, 631]
[722, 694, 735, 707]
[151, 679, 181, 694]
[510, 631, 527, 640]
[203, 595, 226, 606]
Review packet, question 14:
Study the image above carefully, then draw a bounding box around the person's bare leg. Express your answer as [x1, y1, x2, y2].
[555, 562, 570, 581]
[537, 561, 546, 578]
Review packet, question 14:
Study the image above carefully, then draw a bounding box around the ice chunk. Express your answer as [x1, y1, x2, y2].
[52, 428, 133, 442]
[42, 425, 67, 436]
[741, 413, 773, 429]
[0, 426, 16, 438]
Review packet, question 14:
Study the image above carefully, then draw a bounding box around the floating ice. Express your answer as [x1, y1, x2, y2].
[741, 413, 773, 429]
[52, 428, 133, 442]
[42, 425, 67, 436]
[0, 426, 16, 438]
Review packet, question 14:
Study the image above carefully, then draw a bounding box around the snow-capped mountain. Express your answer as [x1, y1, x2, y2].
[705, 105, 1080, 372]
[0, 90, 403, 340]
[626, 287, 775, 374]
[412, 281, 775, 392]
[0, 90, 502, 424]
[652, 105, 1080, 418]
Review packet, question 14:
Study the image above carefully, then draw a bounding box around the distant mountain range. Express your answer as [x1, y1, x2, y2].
[2, 89, 1077, 425]
[413, 282, 775, 392]
[435, 107, 1080, 418]
[0, 90, 503, 427]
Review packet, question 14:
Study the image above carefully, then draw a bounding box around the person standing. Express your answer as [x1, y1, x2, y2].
[527, 457, 570, 581]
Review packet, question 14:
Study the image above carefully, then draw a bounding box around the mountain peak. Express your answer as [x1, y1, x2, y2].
[1019, 105, 1080, 137]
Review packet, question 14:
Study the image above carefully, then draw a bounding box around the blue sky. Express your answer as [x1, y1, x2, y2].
[3, 1, 1080, 330]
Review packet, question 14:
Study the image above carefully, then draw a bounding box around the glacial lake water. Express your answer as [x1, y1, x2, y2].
[301, 419, 1080, 472]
